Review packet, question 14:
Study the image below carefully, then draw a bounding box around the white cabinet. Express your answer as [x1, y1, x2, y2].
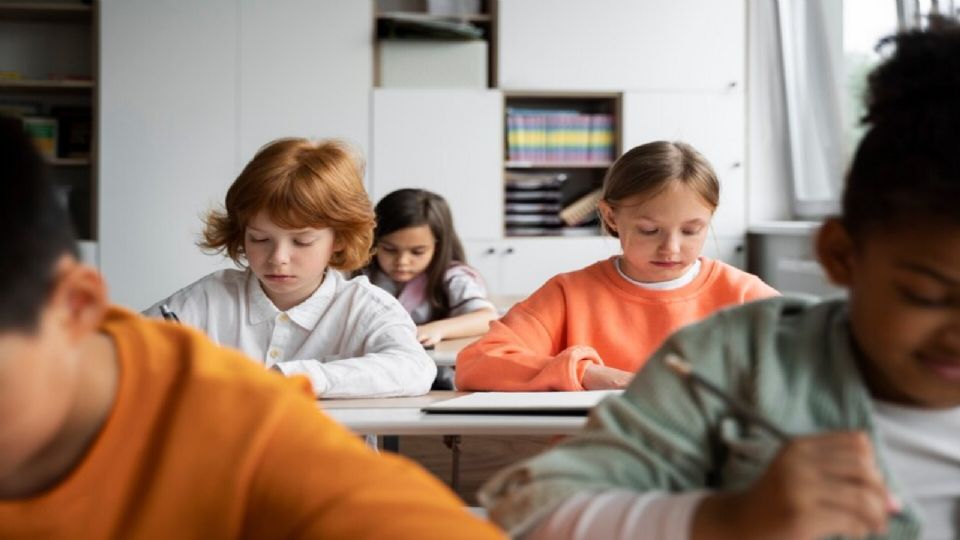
[498, 0, 744, 92]
[100, 0, 239, 310]
[622, 90, 747, 250]
[371, 89, 503, 240]
[466, 237, 621, 296]
[239, 0, 372, 158]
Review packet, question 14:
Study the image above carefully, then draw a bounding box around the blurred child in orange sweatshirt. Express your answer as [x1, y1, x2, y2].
[0, 117, 504, 540]
[456, 141, 778, 391]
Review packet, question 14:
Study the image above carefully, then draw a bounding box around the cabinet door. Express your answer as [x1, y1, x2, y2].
[622, 90, 746, 241]
[239, 0, 372, 159]
[100, 0, 239, 310]
[372, 89, 503, 239]
[498, 0, 744, 91]
[463, 239, 505, 294]
[494, 237, 622, 297]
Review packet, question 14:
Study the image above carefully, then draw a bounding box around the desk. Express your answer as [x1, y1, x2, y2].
[320, 391, 588, 436]
[427, 337, 476, 367]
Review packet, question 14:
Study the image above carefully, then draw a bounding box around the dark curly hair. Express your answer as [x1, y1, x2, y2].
[842, 16, 960, 239]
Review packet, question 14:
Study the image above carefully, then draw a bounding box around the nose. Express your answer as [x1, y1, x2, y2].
[658, 231, 681, 255]
[268, 242, 290, 266]
[397, 251, 413, 267]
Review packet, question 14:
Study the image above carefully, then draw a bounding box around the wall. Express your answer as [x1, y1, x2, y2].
[99, 0, 372, 310]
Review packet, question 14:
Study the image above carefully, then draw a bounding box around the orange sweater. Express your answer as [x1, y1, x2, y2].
[0, 308, 503, 540]
[456, 258, 778, 391]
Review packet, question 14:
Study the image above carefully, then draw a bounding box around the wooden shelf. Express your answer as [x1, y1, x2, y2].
[46, 157, 91, 167]
[376, 11, 491, 23]
[0, 2, 92, 22]
[0, 78, 94, 94]
[506, 161, 613, 169]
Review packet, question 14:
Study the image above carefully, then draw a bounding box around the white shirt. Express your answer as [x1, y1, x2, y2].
[145, 268, 436, 398]
[615, 257, 702, 290]
[873, 401, 960, 540]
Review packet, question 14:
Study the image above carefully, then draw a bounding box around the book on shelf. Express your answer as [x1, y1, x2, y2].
[51, 106, 92, 158]
[22, 116, 58, 160]
[505, 202, 563, 214]
[504, 190, 563, 202]
[506, 108, 614, 164]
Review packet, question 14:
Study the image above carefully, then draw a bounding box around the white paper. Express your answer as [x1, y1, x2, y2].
[422, 390, 623, 414]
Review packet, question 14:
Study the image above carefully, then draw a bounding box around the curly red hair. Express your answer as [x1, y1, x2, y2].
[200, 138, 375, 271]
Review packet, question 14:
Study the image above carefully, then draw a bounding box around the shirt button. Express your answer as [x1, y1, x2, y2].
[269, 349, 280, 359]
[279, 314, 289, 322]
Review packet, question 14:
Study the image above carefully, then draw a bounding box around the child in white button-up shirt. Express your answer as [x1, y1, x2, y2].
[147, 138, 435, 398]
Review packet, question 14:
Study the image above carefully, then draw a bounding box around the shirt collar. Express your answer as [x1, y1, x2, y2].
[246, 269, 339, 329]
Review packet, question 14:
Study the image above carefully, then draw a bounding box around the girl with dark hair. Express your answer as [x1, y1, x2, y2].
[365, 188, 498, 347]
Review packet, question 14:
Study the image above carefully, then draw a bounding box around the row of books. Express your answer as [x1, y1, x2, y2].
[504, 172, 601, 236]
[506, 108, 614, 163]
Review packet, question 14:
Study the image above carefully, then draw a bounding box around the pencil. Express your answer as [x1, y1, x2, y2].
[664, 353, 790, 441]
[665, 354, 904, 516]
[159, 304, 180, 324]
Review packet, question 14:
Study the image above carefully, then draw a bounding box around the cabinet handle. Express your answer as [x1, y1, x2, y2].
[484, 247, 496, 255]
[503, 247, 515, 255]
[727, 81, 738, 90]
[732, 161, 742, 169]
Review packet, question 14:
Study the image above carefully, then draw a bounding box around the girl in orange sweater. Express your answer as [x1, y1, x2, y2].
[455, 141, 778, 391]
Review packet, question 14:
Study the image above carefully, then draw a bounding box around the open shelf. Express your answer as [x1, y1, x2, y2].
[503, 92, 620, 238]
[46, 157, 91, 166]
[0, 2, 92, 22]
[506, 161, 613, 169]
[376, 11, 492, 23]
[0, 79, 94, 94]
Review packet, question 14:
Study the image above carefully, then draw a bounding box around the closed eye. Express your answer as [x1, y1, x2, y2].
[898, 287, 950, 308]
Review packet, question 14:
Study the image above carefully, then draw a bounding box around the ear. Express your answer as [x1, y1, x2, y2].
[597, 200, 618, 236]
[815, 218, 855, 287]
[47, 256, 108, 344]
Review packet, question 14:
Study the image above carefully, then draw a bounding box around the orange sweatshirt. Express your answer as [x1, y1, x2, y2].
[0, 308, 504, 540]
[455, 257, 778, 391]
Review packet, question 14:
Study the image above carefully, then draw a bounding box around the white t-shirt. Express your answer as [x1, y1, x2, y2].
[368, 264, 495, 324]
[145, 268, 436, 398]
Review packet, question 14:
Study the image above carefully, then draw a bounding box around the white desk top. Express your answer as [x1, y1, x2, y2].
[427, 337, 476, 367]
[319, 391, 589, 436]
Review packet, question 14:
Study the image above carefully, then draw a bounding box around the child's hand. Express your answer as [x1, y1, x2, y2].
[693, 432, 895, 540]
[416, 322, 445, 347]
[581, 364, 633, 389]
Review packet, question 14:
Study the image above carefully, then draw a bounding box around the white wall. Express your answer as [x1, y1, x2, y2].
[99, 0, 372, 310]
[100, 0, 239, 311]
[239, 0, 372, 159]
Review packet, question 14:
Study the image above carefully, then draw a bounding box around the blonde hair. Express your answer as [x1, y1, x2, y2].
[200, 138, 375, 271]
[601, 141, 719, 238]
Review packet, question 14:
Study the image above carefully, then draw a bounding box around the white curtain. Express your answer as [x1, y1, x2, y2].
[776, 0, 846, 217]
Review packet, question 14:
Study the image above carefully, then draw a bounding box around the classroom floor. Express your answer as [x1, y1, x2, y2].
[395, 435, 554, 504]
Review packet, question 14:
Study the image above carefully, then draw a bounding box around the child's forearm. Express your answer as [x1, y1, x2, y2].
[423, 308, 498, 340]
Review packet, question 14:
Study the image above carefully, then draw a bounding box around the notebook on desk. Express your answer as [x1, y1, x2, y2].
[422, 390, 622, 415]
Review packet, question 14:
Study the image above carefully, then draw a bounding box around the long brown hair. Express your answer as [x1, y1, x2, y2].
[368, 188, 466, 317]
